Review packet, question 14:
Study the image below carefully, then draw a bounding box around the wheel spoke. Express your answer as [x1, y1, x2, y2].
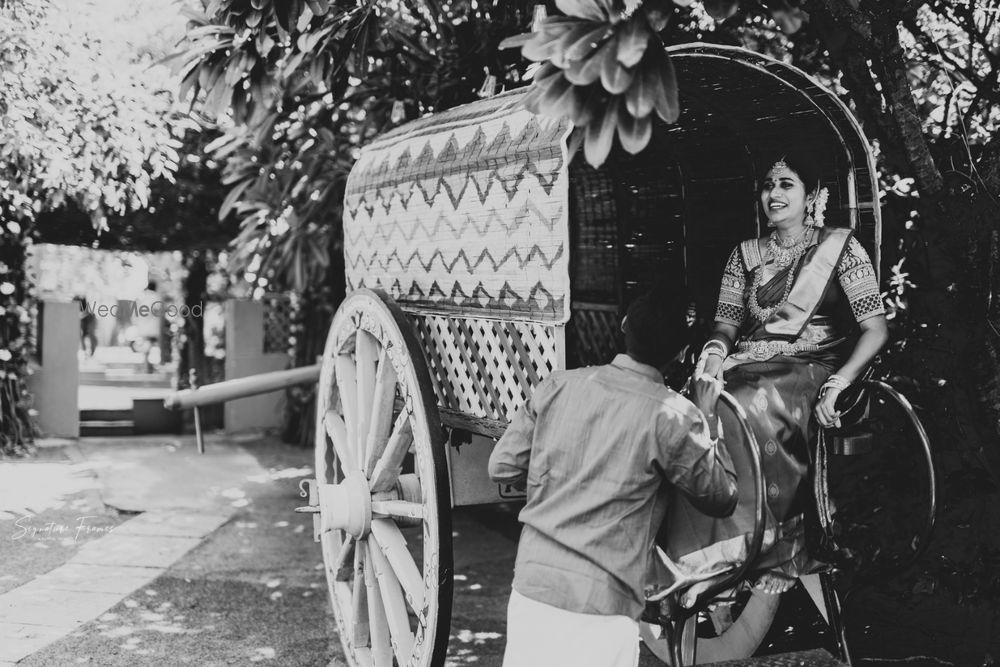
[335, 354, 360, 465]
[370, 518, 426, 612]
[364, 347, 398, 477]
[371, 500, 425, 521]
[355, 329, 380, 466]
[364, 538, 394, 667]
[324, 409, 357, 473]
[334, 579, 353, 624]
[315, 398, 332, 484]
[367, 539, 414, 661]
[369, 411, 413, 492]
[332, 534, 356, 582]
[353, 648, 373, 667]
[352, 543, 370, 648]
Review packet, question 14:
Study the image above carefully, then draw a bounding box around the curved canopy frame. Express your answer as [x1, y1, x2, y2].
[666, 43, 881, 273]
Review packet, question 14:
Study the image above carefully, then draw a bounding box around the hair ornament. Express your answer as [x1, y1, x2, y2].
[810, 187, 830, 228]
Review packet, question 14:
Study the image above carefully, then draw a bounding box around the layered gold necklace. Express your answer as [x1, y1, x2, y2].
[747, 226, 814, 322]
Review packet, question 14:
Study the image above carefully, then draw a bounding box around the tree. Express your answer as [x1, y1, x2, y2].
[0, 0, 184, 454]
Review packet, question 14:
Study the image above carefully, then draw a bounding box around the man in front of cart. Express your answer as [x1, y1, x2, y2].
[488, 291, 738, 667]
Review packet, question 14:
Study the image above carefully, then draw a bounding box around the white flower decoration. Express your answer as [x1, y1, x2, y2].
[811, 187, 830, 228]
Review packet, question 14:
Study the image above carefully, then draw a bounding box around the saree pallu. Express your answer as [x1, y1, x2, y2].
[660, 356, 832, 578]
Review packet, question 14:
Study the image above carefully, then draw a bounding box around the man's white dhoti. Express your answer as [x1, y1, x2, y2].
[502, 589, 639, 667]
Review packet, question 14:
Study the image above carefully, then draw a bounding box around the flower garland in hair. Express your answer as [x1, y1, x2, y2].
[810, 187, 830, 228]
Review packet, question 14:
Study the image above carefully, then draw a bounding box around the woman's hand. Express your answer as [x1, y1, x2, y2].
[814, 387, 842, 429]
[703, 353, 724, 380]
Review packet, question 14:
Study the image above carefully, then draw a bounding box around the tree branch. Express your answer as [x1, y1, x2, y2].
[838, 45, 911, 173]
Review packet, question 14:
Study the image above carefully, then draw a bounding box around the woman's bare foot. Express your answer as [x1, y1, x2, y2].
[754, 572, 797, 595]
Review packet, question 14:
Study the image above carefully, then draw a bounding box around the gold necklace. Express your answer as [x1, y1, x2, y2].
[748, 229, 812, 322]
[767, 226, 811, 267]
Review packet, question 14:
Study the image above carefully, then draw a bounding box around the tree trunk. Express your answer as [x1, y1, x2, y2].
[282, 242, 345, 447]
[176, 253, 220, 429]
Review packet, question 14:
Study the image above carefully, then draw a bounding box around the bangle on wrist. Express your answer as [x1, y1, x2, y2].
[820, 374, 851, 394]
[702, 340, 729, 359]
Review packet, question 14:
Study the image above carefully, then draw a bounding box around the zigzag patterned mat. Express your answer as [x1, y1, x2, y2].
[343, 90, 572, 323]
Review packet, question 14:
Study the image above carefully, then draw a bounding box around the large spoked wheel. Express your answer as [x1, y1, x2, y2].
[314, 289, 452, 667]
[639, 587, 779, 665]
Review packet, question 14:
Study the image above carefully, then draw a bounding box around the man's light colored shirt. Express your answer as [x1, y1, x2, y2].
[488, 354, 738, 620]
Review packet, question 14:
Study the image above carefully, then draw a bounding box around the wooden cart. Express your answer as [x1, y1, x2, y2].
[293, 43, 934, 666]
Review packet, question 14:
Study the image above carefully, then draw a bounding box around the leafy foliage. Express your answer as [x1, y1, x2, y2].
[520, 0, 679, 167]
[1, 3, 180, 229]
[0, 0, 185, 454]
[172, 0, 537, 293]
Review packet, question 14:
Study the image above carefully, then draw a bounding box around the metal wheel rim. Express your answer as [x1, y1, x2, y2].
[639, 587, 779, 665]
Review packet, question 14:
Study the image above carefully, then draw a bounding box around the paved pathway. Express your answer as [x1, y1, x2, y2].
[0, 510, 230, 664]
[0, 433, 270, 664]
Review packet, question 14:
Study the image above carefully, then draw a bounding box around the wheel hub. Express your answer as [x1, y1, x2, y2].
[317, 471, 372, 538]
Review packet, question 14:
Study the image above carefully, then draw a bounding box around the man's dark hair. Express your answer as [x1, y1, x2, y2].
[623, 290, 689, 368]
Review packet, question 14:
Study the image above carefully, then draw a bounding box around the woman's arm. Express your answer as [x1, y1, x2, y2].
[703, 323, 739, 379]
[816, 237, 890, 428]
[814, 314, 889, 428]
[702, 247, 747, 379]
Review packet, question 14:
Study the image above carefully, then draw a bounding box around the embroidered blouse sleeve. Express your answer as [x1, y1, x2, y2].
[715, 247, 747, 327]
[837, 237, 885, 323]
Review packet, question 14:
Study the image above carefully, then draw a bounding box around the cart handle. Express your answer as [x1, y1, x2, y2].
[164, 364, 321, 410]
[163, 364, 320, 453]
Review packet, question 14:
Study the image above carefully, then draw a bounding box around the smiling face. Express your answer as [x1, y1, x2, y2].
[760, 165, 815, 228]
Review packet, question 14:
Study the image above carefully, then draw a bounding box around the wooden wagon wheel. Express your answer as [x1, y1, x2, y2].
[639, 587, 779, 665]
[313, 289, 453, 667]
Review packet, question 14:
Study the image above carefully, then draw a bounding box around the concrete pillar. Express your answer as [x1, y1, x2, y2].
[223, 299, 288, 432]
[27, 300, 79, 437]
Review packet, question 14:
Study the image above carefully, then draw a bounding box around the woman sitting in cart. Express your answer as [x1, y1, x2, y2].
[671, 150, 889, 594]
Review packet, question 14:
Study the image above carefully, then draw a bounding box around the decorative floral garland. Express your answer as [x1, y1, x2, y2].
[810, 187, 830, 228]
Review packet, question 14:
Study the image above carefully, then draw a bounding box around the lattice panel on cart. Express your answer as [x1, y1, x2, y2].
[262, 293, 293, 354]
[407, 312, 561, 422]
